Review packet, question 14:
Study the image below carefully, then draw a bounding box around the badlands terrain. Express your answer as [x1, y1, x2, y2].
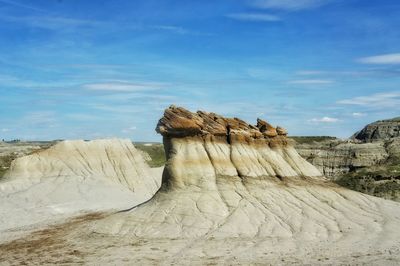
[295, 117, 400, 201]
[0, 106, 400, 265]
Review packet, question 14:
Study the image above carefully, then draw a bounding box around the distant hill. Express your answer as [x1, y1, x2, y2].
[295, 116, 400, 201]
[352, 116, 400, 142]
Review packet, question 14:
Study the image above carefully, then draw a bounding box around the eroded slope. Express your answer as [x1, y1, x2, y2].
[0, 139, 161, 239]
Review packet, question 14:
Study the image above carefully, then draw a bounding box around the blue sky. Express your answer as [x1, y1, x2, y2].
[0, 0, 399, 141]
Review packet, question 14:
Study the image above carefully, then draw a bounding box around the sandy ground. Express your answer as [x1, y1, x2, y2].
[0, 166, 164, 243]
[1, 218, 399, 265]
[1, 179, 400, 265]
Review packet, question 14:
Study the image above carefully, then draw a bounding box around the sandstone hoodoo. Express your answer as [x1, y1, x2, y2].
[156, 105, 322, 188]
[81, 106, 400, 264]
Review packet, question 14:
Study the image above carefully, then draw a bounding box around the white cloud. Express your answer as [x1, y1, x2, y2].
[338, 92, 400, 108]
[295, 70, 325, 75]
[352, 112, 366, 117]
[0, 14, 105, 30]
[23, 111, 56, 125]
[150, 25, 189, 34]
[251, 0, 330, 10]
[1, 128, 10, 132]
[309, 117, 339, 123]
[358, 53, 400, 64]
[65, 114, 100, 121]
[83, 82, 163, 92]
[0, 0, 44, 12]
[121, 126, 137, 134]
[226, 13, 281, 22]
[288, 79, 334, 84]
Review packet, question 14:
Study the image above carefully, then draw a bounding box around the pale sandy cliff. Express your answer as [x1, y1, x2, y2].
[0, 139, 161, 240]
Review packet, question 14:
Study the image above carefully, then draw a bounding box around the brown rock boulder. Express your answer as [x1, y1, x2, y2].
[276, 126, 288, 136]
[156, 106, 289, 146]
[257, 118, 278, 137]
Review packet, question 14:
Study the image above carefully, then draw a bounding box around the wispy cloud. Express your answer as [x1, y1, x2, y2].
[288, 79, 334, 84]
[65, 113, 100, 121]
[352, 112, 366, 117]
[309, 116, 339, 123]
[0, 0, 45, 12]
[295, 68, 400, 78]
[150, 25, 189, 34]
[338, 92, 400, 108]
[251, 0, 331, 10]
[121, 126, 137, 134]
[83, 82, 163, 92]
[296, 70, 326, 75]
[358, 53, 400, 64]
[226, 13, 281, 22]
[0, 14, 107, 30]
[0, 14, 203, 37]
[22, 111, 56, 126]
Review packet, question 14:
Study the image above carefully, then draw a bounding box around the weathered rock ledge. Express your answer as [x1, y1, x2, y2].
[156, 105, 289, 147]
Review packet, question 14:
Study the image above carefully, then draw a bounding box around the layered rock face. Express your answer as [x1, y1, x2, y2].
[353, 117, 400, 142]
[297, 140, 389, 177]
[295, 117, 400, 201]
[156, 106, 322, 189]
[4, 139, 159, 193]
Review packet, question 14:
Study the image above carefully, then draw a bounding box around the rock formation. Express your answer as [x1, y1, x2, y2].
[353, 117, 400, 142]
[51, 106, 399, 264]
[0, 139, 161, 238]
[295, 117, 400, 201]
[4, 139, 159, 193]
[296, 139, 390, 176]
[156, 106, 322, 189]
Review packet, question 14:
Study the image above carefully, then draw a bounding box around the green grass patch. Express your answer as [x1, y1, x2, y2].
[134, 143, 165, 168]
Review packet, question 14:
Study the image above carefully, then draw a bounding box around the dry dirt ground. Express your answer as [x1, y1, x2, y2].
[0, 214, 399, 265]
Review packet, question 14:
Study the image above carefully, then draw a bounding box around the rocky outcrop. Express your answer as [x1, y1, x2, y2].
[353, 117, 400, 142]
[296, 140, 390, 177]
[295, 117, 400, 201]
[156, 106, 322, 189]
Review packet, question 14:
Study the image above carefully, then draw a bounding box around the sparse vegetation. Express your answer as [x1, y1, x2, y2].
[0, 154, 17, 178]
[0, 141, 56, 179]
[335, 162, 400, 201]
[134, 143, 166, 168]
[290, 136, 338, 144]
